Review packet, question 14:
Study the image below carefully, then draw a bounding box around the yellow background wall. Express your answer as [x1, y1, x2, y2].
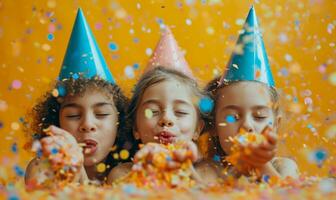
[0, 0, 335, 182]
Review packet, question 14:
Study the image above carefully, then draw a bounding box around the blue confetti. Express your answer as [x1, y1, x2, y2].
[51, 148, 58, 155]
[57, 85, 67, 97]
[213, 154, 221, 162]
[11, 143, 17, 153]
[226, 115, 236, 123]
[133, 63, 139, 69]
[122, 184, 137, 194]
[0, 121, 3, 129]
[14, 165, 24, 177]
[314, 149, 327, 164]
[199, 97, 214, 113]
[8, 195, 20, 200]
[262, 174, 270, 183]
[133, 38, 139, 43]
[72, 73, 79, 80]
[109, 42, 118, 51]
[47, 33, 54, 41]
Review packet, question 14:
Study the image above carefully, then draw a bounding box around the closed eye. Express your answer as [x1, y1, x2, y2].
[66, 115, 80, 119]
[96, 113, 111, 117]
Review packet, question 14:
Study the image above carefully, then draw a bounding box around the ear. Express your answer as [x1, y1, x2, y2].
[133, 130, 140, 140]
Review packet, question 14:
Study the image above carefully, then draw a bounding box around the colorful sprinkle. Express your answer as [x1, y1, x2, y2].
[199, 97, 214, 113]
[96, 163, 106, 173]
[226, 115, 236, 123]
[12, 80, 22, 89]
[145, 109, 153, 119]
[109, 42, 118, 51]
[120, 149, 130, 160]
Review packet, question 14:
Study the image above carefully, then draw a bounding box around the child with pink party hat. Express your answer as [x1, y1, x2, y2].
[108, 27, 211, 186]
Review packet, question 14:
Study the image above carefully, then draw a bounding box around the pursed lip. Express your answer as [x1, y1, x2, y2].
[155, 131, 176, 144]
[82, 139, 98, 155]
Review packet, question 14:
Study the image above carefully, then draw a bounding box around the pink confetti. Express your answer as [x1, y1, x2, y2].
[12, 80, 22, 89]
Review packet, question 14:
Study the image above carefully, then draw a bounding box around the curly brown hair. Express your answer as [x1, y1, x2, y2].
[25, 76, 137, 174]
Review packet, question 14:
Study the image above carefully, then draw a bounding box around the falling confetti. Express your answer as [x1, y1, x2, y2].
[120, 149, 130, 160]
[198, 97, 214, 113]
[226, 115, 236, 123]
[145, 109, 153, 119]
[11, 80, 22, 89]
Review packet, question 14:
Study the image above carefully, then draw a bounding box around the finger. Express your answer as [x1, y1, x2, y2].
[253, 149, 276, 162]
[261, 126, 277, 145]
[240, 156, 265, 168]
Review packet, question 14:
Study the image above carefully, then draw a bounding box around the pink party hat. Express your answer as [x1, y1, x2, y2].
[145, 27, 194, 78]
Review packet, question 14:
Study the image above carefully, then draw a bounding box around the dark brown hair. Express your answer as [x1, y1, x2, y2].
[25, 76, 137, 175]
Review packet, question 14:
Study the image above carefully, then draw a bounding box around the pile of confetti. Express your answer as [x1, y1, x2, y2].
[226, 128, 267, 166]
[115, 143, 196, 188]
[2, 176, 336, 199]
[26, 129, 83, 189]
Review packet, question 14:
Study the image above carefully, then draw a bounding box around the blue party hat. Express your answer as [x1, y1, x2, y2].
[220, 6, 275, 87]
[59, 8, 115, 84]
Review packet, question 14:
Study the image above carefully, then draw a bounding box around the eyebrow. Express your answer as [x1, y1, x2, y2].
[141, 99, 192, 107]
[61, 102, 114, 109]
[221, 105, 270, 111]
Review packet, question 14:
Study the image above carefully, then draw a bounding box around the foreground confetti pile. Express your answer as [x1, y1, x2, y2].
[116, 143, 195, 188]
[2, 176, 336, 199]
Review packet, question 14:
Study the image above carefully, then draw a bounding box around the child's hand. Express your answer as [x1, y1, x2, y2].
[234, 126, 277, 174]
[40, 125, 84, 176]
[133, 141, 198, 171]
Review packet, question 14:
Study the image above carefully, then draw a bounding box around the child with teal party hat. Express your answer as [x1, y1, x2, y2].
[199, 6, 299, 182]
[24, 8, 135, 188]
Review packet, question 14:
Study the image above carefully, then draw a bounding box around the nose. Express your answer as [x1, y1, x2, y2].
[158, 110, 174, 127]
[79, 114, 97, 133]
[241, 116, 254, 133]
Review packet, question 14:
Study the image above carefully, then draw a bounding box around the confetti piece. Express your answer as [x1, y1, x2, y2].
[47, 33, 54, 41]
[120, 149, 130, 160]
[11, 143, 17, 153]
[42, 44, 51, 51]
[14, 165, 24, 177]
[109, 42, 118, 51]
[47, 0, 56, 8]
[144, 109, 153, 119]
[186, 19, 192, 26]
[226, 115, 236, 123]
[206, 26, 215, 35]
[12, 80, 22, 89]
[0, 100, 8, 111]
[199, 97, 214, 113]
[56, 85, 66, 97]
[325, 124, 336, 139]
[72, 73, 79, 80]
[124, 65, 135, 79]
[145, 48, 153, 56]
[328, 71, 336, 86]
[11, 122, 20, 130]
[51, 89, 59, 97]
[96, 163, 106, 173]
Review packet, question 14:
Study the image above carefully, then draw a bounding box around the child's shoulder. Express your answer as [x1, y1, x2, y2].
[271, 156, 299, 178]
[107, 162, 133, 184]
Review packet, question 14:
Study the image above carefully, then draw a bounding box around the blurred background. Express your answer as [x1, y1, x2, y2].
[0, 0, 335, 183]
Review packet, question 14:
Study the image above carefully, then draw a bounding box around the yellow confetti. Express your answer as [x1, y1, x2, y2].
[51, 89, 59, 97]
[144, 109, 153, 119]
[120, 149, 130, 160]
[113, 153, 119, 159]
[42, 44, 51, 51]
[96, 163, 106, 173]
[11, 122, 20, 130]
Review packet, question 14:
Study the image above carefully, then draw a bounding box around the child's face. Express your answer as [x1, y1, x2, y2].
[135, 79, 202, 144]
[59, 88, 118, 166]
[215, 82, 278, 154]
